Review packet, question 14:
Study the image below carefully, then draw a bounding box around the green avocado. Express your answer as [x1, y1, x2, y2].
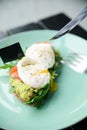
[10, 78, 39, 102]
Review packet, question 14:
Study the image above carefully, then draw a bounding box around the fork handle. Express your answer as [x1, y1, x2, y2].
[50, 6, 87, 40]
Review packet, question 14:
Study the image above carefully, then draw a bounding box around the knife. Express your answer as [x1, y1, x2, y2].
[50, 6, 87, 40]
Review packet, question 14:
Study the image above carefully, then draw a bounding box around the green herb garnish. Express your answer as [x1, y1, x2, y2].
[26, 83, 50, 108]
[0, 59, 20, 70]
[0, 63, 14, 69]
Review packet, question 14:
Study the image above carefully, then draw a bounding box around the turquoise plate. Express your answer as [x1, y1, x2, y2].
[0, 30, 87, 130]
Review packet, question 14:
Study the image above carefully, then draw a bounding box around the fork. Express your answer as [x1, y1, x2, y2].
[61, 53, 87, 73]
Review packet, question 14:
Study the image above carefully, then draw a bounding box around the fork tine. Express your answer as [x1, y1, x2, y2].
[69, 54, 83, 64]
[62, 52, 87, 73]
[67, 53, 87, 63]
[63, 53, 81, 66]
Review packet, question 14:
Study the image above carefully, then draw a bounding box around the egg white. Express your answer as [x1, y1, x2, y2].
[25, 43, 55, 69]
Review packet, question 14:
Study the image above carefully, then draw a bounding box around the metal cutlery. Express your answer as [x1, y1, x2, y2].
[50, 6, 87, 40]
[61, 52, 87, 73]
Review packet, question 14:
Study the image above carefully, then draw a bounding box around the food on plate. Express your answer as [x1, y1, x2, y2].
[1, 42, 62, 108]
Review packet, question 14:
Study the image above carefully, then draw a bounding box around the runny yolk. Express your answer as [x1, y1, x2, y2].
[50, 82, 58, 92]
[32, 70, 49, 76]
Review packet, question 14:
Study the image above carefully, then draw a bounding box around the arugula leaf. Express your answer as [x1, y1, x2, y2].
[0, 59, 20, 70]
[0, 63, 14, 69]
[26, 83, 50, 108]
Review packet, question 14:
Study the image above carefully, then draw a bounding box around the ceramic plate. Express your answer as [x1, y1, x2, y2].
[0, 30, 87, 130]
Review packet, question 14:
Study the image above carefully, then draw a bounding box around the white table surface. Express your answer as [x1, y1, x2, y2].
[0, 0, 87, 31]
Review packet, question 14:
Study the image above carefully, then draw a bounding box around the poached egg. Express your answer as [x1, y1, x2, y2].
[17, 43, 55, 88]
